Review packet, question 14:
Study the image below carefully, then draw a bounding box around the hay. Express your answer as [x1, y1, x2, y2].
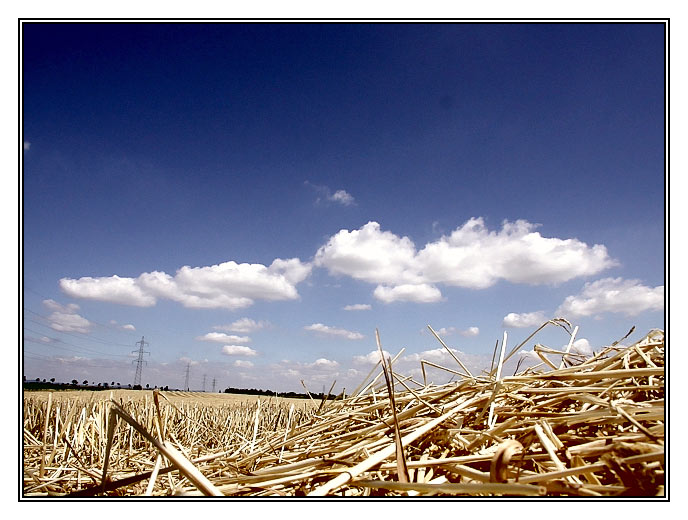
[22, 325, 665, 497]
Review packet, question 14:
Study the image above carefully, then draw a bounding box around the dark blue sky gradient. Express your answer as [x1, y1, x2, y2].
[24, 23, 665, 275]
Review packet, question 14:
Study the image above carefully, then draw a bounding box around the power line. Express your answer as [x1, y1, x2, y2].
[23, 327, 133, 358]
[22, 287, 170, 339]
[22, 287, 141, 335]
[23, 351, 127, 369]
[23, 309, 136, 348]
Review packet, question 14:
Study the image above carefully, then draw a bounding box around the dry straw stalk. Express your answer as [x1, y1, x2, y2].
[23, 324, 665, 497]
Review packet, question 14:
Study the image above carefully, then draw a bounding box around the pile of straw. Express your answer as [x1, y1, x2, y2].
[23, 321, 665, 498]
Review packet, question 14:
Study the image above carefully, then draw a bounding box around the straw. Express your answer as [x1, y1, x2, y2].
[22, 326, 665, 497]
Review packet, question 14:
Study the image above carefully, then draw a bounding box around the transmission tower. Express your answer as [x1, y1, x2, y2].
[184, 363, 190, 391]
[202, 374, 207, 392]
[211, 378, 216, 393]
[132, 336, 149, 387]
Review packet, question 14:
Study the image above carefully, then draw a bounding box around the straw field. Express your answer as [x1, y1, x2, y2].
[22, 321, 665, 498]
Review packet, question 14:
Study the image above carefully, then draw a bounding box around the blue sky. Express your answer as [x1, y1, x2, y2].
[22, 22, 666, 392]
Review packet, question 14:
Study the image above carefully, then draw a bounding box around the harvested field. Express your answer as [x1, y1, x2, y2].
[22, 322, 665, 498]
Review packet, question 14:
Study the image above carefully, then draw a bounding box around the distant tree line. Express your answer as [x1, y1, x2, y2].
[22, 377, 338, 398]
[222, 386, 342, 400]
[22, 378, 170, 392]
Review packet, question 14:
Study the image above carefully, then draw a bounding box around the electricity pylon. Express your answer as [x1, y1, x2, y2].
[132, 336, 149, 387]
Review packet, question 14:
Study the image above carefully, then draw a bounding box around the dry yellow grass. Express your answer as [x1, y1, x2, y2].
[22, 322, 665, 498]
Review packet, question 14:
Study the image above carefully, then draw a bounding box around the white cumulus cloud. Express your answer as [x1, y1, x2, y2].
[222, 345, 258, 357]
[315, 219, 616, 302]
[233, 360, 254, 368]
[570, 338, 593, 356]
[416, 218, 615, 288]
[403, 347, 466, 363]
[460, 326, 480, 337]
[60, 276, 157, 307]
[309, 358, 340, 368]
[503, 311, 548, 328]
[353, 350, 393, 365]
[374, 283, 443, 303]
[557, 277, 664, 318]
[315, 221, 419, 285]
[268, 258, 313, 285]
[304, 323, 364, 340]
[59, 258, 311, 310]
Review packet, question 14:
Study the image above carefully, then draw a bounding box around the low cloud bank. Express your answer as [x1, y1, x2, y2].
[315, 218, 616, 303]
[59, 217, 622, 311]
[60, 258, 312, 310]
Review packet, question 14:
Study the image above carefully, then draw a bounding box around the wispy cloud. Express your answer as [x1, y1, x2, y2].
[214, 318, 271, 333]
[429, 326, 479, 337]
[267, 357, 341, 387]
[330, 189, 355, 206]
[402, 347, 466, 363]
[304, 323, 364, 340]
[197, 332, 251, 344]
[343, 303, 371, 311]
[353, 350, 392, 364]
[305, 181, 355, 206]
[110, 320, 136, 331]
[42, 299, 92, 334]
[179, 356, 200, 366]
[432, 326, 457, 336]
[557, 277, 664, 318]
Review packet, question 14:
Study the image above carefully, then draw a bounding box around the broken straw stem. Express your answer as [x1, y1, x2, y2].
[559, 326, 579, 369]
[427, 325, 474, 378]
[308, 394, 484, 496]
[487, 331, 507, 428]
